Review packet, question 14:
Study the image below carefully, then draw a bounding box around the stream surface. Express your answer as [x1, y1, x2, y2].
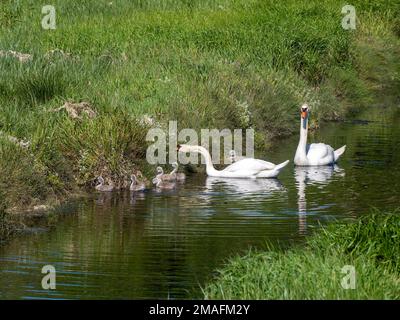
[0, 107, 399, 299]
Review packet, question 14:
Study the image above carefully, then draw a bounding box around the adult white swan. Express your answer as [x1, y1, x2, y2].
[177, 144, 289, 178]
[294, 104, 346, 166]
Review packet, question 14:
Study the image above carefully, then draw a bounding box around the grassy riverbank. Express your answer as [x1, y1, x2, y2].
[0, 0, 399, 230]
[203, 211, 400, 299]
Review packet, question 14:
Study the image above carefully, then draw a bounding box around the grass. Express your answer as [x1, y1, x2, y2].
[203, 211, 400, 299]
[0, 0, 399, 214]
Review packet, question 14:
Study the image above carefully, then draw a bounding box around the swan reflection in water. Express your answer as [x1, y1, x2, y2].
[295, 165, 345, 235]
[205, 177, 286, 198]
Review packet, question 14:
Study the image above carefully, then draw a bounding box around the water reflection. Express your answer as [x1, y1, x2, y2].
[205, 177, 285, 195]
[295, 165, 345, 234]
[94, 192, 113, 206]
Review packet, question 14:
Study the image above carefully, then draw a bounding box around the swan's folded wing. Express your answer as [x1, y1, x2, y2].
[222, 158, 275, 173]
[306, 143, 330, 161]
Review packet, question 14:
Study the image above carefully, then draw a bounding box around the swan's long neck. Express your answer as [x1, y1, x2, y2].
[170, 165, 178, 175]
[296, 115, 308, 161]
[191, 146, 219, 176]
[155, 178, 162, 187]
[156, 169, 164, 179]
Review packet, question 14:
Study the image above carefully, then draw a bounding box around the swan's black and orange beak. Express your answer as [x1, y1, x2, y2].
[176, 144, 181, 151]
[301, 107, 308, 119]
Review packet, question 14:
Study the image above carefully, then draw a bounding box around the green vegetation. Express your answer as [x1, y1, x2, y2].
[203, 211, 400, 299]
[0, 194, 13, 242]
[0, 0, 399, 216]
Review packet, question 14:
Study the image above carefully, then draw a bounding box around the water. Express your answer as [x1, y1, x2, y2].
[0, 107, 399, 299]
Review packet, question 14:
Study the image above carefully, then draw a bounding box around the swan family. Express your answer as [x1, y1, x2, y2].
[177, 103, 346, 179]
[95, 103, 346, 191]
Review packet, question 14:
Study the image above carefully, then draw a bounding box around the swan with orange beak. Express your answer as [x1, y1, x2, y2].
[294, 104, 346, 166]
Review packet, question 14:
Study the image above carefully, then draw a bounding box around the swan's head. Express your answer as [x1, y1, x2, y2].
[172, 162, 178, 169]
[97, 176, 104, 184]
[177, 144, 193, 153]
[301, 104, 309, 119]
[229, 150, 236, 157]
[156, 166, 163, 174]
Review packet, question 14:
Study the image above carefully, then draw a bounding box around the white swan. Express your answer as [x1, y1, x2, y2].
[177, 144, 289, 178]
[294, 104, 346, 166]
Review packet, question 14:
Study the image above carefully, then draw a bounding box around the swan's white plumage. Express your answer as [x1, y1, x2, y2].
[222, 158, 276, 173]
[256, 160, 290, 177]
[334, 145, 346, 162]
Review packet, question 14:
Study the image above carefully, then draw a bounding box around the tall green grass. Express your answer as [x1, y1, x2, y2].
[203, 211, 400, 299]
[0, 0, 399, 210]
